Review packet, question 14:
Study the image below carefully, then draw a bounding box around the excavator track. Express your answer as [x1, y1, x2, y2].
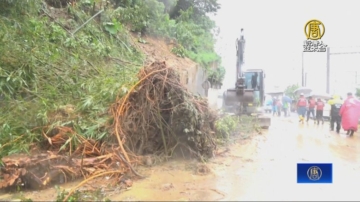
[256, 114, 271, 129]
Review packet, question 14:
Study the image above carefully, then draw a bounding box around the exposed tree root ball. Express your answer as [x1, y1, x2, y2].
[111, 61, 217, 159]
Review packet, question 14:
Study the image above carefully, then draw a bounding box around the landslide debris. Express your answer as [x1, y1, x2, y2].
[0, 61, 218, 191]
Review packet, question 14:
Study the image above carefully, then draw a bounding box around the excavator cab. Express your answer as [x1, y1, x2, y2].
[244, 70, 264, 102]
[223, 69, 271, 129]
[223, 69, 265, 113]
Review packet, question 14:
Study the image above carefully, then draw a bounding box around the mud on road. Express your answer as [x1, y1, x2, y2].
[2, 115, 360, 201]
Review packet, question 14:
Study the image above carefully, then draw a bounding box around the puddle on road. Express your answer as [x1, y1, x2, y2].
[110, 138, 262, 201]
[234, 117, 360, 200]
[2, 115, 360, 201]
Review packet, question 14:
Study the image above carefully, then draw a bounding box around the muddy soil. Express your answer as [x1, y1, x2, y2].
[2, 114, 360, 201]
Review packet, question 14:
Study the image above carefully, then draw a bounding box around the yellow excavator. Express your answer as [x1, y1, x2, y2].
[222, 28, 271, 129]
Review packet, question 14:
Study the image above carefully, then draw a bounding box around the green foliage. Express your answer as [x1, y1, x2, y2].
[175, 8, 216, 51]
[0, 0, 42, 17]
[284, 84, 300, 100]
[103, 19, 123, 35]
[111, 0, 136, 8]
[114, 0, 176, 36]
[356, 88, 360, 98]
[171, 45, 187, 58]
[157, 0, 178, 13]
[173, 7, 221, 80]
[215, 115, 240, 141]
[215, 115, 260, 145]
[115, 0, 222, 79]
[169, 0, 220, 19]
[208, 65, 225, 85]
[0, 1, 143, 158]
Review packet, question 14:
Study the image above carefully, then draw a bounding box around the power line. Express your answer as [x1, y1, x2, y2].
[327, 46, 360, 54]
[327, 47, 360, 93]
[329, 45, 360, 49]
[330, 51, 360, 55]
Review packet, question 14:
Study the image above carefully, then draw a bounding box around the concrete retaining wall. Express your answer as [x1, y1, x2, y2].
[208, 88, 219, 110]
[179, 65, 206, 96]
[178, 64, 220, 110]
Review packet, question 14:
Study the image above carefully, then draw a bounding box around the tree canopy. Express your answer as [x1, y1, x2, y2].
[284, 84, 300, 99]
[164, 0, 220, 19]
[356, 87, 360, 98]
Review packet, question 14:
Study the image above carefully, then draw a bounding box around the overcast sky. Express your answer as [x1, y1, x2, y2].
[212, 0, 360, 96]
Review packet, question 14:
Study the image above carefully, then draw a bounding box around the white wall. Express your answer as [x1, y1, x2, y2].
[207, 88, 219, 110]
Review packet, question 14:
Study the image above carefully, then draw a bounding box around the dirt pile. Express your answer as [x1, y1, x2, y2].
[0, 61, 218, 192]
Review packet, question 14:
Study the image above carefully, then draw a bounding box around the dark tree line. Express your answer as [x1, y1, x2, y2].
[112, 0, 220, 18]
[166, 0, 220, 18]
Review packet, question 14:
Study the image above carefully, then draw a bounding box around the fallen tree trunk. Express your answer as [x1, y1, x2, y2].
[0, 151, 129, 190]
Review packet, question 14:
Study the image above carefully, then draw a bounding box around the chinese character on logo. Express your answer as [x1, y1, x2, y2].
[303, 40, 314, 52]
[305, 20, 325, 40]
[303, 19, 327, 52]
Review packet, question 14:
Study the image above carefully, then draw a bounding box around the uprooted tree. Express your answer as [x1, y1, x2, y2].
[111, 61, 217, 158]
[0, 61, 218, 192]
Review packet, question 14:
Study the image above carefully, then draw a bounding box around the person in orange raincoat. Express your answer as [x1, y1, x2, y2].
[339, 92, 360, 136]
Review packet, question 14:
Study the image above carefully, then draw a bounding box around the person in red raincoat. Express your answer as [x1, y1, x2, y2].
[306, 96, 316, 123]
[339, 92, 360, 136]
[297, 93, 307, 123]
[315, 98, 325, 125]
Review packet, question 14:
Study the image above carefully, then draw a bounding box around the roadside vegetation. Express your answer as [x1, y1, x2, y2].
[356, 87, 360, 98]
[215, 114, 261, 145]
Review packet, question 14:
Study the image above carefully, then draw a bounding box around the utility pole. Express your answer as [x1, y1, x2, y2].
[302, 52, 304, 87]
[326, 47, 330, 94]
[356, 71, 358, 85]
[326, 47, 360, 94]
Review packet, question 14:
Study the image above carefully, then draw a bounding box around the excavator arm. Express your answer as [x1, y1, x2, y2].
[222, 28, 271, 129]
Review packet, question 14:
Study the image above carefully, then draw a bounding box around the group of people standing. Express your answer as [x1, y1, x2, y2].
[296, 92, 360, 136]
[269, 96, 291, 117]
[296, 93, 325, 125]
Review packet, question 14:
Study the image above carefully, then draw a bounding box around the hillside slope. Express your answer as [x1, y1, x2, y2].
[0, 0, 218, 161]
[134, 35, 204, 95]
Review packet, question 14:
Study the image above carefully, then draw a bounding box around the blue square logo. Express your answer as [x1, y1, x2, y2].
[297, 163, 332, 183]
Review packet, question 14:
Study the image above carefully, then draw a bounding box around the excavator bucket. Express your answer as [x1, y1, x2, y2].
[223, 87, 271, 129]
[223, 88, 254, 106]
